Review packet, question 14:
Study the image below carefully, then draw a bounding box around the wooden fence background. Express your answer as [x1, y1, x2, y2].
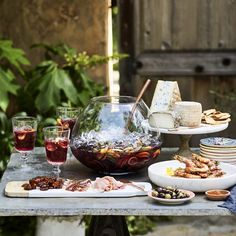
[119, 0, 236, 147]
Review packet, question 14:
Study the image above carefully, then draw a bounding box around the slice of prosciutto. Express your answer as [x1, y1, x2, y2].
[64, 179, 92, 192]
[93, 176, 125, 192]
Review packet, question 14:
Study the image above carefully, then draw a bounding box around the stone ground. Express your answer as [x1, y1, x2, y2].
[144, 216, 236, 236]
[36, 216, 85, 236]
[36, 216, 236, 236]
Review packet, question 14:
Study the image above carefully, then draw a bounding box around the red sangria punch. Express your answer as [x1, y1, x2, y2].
[12, 116, 38, 170]
[14, 128, 36, 152]
[57, 118, 76, 134]
[56, 107, 80, 137]
[70, 96, 162, 175]
[43, 126, 70, 176]
[45, 138, 69, 165]
[71, 130, 161, 174]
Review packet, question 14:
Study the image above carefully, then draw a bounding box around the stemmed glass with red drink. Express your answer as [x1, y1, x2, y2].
[12, 116, 37, 170]
[56, 107, 80, 159]
[43, 126, 70, 177]
[56, 107, 80, 136]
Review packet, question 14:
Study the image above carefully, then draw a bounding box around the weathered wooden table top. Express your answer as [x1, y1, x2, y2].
[0, 147, 232, 216]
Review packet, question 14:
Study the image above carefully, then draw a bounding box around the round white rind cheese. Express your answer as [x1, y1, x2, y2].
[174, 101, 202, 127]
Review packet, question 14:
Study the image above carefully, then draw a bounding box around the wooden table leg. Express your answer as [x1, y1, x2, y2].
[88, 216, 130, 236]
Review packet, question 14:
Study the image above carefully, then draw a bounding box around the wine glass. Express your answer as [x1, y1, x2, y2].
[43, 126, 70, 177]
[56, 106, 80, 159]
[56, 107, 80, 136]
[12, 116, 37, 170]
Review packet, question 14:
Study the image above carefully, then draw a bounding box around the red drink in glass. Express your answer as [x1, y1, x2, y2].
[45, 138, 69, 165]
[14, 128, 36, 152]
[43, 126, 70, 177]
[12, 116, 38, 170]
[58, 118, 76, 137]
[57, 107, 80, 139]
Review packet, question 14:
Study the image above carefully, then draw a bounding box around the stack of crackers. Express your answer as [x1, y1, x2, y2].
[202, 109, 231, 125]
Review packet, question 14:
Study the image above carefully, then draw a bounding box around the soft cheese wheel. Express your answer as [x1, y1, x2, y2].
[149, 112, 179, 129]
[174, 101, 202, 127]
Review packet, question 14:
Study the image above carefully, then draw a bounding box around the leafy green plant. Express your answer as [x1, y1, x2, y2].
[25, 43, 126, 114]
[0, 111, 13, 171]
[0, 39, 29, 112]
[0, 40, 30, 175]
[126, 216, 156, 235]
[210, 79, 236, 116]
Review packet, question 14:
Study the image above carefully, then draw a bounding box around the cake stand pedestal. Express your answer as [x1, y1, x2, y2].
[159, 123, 228, 158]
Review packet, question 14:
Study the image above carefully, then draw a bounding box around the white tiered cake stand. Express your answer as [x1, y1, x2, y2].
[159, 123, 229, 157]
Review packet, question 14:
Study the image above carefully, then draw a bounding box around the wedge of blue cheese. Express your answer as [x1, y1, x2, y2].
[149, 80, 181, 129]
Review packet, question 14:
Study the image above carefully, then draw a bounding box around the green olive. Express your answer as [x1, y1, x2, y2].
[166, 186, 175, 191]
[165, 194, 172, 199]
[152, 190, 158, 197]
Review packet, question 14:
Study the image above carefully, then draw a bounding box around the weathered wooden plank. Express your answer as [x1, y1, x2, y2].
[120, 0, 236, 148]
[171, 0, 199, 49]
[119, 0, 136, 96]
[209, 0, 236, 49]
[136, 51, 236, 76]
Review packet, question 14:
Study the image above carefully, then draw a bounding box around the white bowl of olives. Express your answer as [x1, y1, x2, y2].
[148, 186, 195, 205]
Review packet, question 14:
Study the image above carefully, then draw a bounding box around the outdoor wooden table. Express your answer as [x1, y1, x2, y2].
[0, 147, 233, 236]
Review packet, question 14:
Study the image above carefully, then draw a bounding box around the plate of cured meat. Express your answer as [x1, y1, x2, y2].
[5, 176, 152, 198]
[148, 154, 236, 192]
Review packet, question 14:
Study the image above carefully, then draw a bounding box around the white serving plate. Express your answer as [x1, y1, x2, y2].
[204, 158, 236, 163]
[5, 181, 152, 198]
[201, 159, 236, 165]
[159, 123, 228, 135]
[148, 160, 236, 192]
[200, 144, 236, 152]
[200, 148, 236, 156]
[200, 150, 236, 160]
[148, 189, 195, 205]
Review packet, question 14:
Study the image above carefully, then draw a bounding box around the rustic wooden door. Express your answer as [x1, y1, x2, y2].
[119, 0, 236, 147]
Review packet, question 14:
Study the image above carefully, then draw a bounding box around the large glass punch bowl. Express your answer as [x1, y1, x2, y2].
[70, 96, 161, 175]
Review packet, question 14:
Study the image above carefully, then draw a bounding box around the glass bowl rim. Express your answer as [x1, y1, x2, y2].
[90, 95, 143, 104]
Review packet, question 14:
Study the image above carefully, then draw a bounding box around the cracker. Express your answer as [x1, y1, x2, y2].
[202, 109, 230, 125]
[203, 109, 216, 116]
[204, 116, 216, 125]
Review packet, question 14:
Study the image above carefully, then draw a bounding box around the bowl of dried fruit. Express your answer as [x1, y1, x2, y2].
[70, 96, 161, 175]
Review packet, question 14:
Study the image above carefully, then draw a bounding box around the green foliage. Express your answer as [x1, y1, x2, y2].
[0, 39, 30, 73]
[210, 79, 236, 117]
[26, 60, 78, 113]
[126, 216, 156, 235]
[25, 43, 127, 114]
[0, 111, 13, 171]
[0, 40, 29, 111]
[0, 39, 30, 175]
[83, 215, 169, 236]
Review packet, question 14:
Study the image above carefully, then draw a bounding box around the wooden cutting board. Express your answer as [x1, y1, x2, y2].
[5, 181, 152, 198]
[5, 181, 29, 197]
